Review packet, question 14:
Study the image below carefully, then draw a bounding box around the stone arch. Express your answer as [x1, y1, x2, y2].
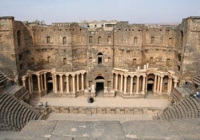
[95, 76, 104, 80]
[17, 30, 21, 47]
[95, 75, 105, 97]
[63, 37, 66, 44]
[168, 37, 172, 46]
[181, 30, 184, 47]
[147, 73, 155, 92]
[98, 36, 101, 44]
[97, 52, 103, 64]
[46, 72, 53, 93]
[134, 37, 138, 45]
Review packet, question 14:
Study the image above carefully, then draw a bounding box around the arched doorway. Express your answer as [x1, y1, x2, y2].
[47, 77, 53, 93]
[95, 76, 104, 97]
[147, 78, 154, 92]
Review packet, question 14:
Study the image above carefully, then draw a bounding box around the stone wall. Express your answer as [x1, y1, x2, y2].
[1, 16, 200, 96]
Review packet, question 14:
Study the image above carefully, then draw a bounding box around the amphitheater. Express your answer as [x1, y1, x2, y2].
[0, 16, 200, 139]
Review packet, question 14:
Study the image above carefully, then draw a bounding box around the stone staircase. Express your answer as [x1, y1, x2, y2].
[0, 92, 43, 131]
[154, 97, 200, 120]
[193, 74, 200, 86]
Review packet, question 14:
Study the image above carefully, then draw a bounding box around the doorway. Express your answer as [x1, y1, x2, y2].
[96, 82, 104, 97]
[147, 84, 153, 91]
[47, 77, 53, 93]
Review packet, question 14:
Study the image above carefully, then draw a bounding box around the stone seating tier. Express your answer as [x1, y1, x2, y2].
[154, 97, 200, 120]
[0, 93, 43, 131]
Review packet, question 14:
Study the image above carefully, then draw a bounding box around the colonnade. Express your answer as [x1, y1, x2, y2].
[21, 70, 87, 97]
[114, 73, 146, 94]
[113, 71, 179, 95]
[153, 74, 178, 94]
[22, 72, 49, 96]
[53, 72, 86, 94]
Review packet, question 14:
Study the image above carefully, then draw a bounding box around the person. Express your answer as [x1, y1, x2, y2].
[88, 87, 91, 93]
[90, 96, 94, 103]
[87, 96, 94, 103]
[197, 92, 200, 98]
[45, 102, 48, 107]
[39, 102, 43, 107]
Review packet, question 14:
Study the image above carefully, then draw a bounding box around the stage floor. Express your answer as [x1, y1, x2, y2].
[30, 93, 169, 109]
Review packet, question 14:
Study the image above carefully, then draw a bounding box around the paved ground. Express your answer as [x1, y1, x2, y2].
[30, 93, 169, 109]
[1, 119, 200, 140]
[47, 113, 153, 122]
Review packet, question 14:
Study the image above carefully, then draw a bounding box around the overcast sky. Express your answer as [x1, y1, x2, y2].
[0, 0, 200, 24]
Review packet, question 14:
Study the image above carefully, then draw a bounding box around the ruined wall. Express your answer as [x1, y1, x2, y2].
[27, 23, 73, 71]
[114, 24, 143, 69]
[14, 20, 32, 78]
[0, 17, 17, 79]
[180, 17, 200, 86]
[2, 16, 200, 89]
[71, 24, 88, 71]
[143, 26, 177, 70]
[84, 26, 114, 88]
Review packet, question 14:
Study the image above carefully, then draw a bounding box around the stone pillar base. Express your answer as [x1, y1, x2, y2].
[118, 92, 145, 98]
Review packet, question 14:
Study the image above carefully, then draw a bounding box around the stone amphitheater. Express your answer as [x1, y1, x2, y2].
[0, 16, 200, 139]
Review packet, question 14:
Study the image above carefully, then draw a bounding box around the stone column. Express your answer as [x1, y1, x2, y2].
[52, 74, 55, 91]
[36, 74, 41, 92]
[72, 74, 75, 93]
[77, 74, 79, 91]
[30, 75, 33, 92]
[66, 75, 69, 93]
[130, 76, 133, 94]
[40, 74, 43, 91]
[81, 73, 84, 91]
[120, 74, 123, 92]
[28, 76, 32, 93]
[136, 75, 140, 94]
[159, 75, 164, 93]
[142, 75, 146, 94]
[54, 74, 57, 93]
[115, 73, 118, 91]
[22, 77, 26, 89]
[44, 73, 47, 90]
[59, 74, 63, 93]
[174, 80, 178, 88]
[157, 75, 160, 92]
[167, 77, 172, 94]
[154, 74, 157, 92]
[123, 75, 127, 94]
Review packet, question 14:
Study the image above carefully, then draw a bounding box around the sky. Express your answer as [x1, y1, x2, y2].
[0, 0, 200, 24]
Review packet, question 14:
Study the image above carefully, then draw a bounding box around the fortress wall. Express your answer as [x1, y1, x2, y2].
[0, 17, 17, 79]
[181, 17, 200, 86]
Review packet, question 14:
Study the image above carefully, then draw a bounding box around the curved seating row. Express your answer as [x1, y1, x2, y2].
[0, 93, 42, 131]
[154, 97, 200, 120]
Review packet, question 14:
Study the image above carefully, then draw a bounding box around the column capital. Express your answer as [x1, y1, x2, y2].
[160, 75, 164, 78]
[21, 77, 26, 81]
[36, 73, 40, 76]
[136, 75, 140, 78]
[168, 76, 172, 80]
[81, 72, 85, 75]
[173, 79, 178, 83]
[59, 74, 63, 76]
[124, 74, 128, 78]
[65, 74, 69, 77]
[142, 75, 146, 78]
[71, 74, 75, 77]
